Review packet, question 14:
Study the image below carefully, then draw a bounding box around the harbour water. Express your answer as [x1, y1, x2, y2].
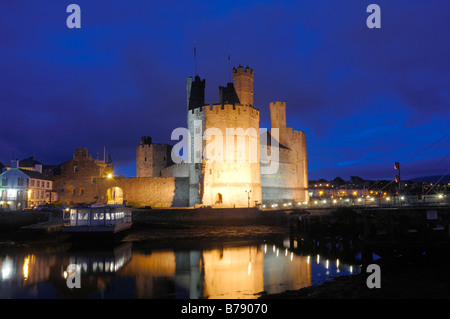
[0, 226, 361, 299]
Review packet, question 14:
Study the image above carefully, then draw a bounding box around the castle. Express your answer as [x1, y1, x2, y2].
[135, 65, 309, 207]
[4, 65, 308, 209]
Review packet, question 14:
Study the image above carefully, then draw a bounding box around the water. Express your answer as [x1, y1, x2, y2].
[0, 232, 361, 299]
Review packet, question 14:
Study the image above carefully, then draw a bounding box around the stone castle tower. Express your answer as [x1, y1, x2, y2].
[187, 66, 262, 207]
[136, 136, 173, 177]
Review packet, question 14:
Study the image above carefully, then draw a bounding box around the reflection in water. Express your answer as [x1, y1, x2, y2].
[0, 240, 360, 299]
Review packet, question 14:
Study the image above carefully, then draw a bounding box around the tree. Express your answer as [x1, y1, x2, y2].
[350, 176, 365, 186]
[332, 177, 346, 186]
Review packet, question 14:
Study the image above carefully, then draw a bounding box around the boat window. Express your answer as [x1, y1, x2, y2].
[98, 213, 104, 220]
[116, 212, 124, 219]
[71, 213, 77, 220]
[94, 213, 98, 220]
[78, 212, 88, 220]
[105, 213, 110, 220]
[111, 213, 115, 220]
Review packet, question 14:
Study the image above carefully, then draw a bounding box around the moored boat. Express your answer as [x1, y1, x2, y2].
[63, 204, 132, 238]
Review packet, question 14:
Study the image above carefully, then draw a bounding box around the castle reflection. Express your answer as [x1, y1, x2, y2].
[0, 241, 358, 298]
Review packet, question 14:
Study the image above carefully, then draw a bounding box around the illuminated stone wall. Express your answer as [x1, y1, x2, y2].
[202, 104, 262, 207]
[54, 148, 189, 207]
[57, 176, 188, 207]
[261, 102, 309, 203]
[188, 103, 262, 207]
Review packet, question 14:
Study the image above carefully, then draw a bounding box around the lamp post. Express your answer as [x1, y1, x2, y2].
[245, 185, 252, 208]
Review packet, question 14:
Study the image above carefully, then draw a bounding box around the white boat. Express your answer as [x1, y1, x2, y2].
[63, 204, 132, 236]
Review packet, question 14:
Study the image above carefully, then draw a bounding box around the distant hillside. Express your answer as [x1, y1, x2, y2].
[406, 175, 450, 183]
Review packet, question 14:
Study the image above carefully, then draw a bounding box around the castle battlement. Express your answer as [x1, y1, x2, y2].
[188, 105, 207, 114]
[138, 142, 172, 149]
[206, 103, 259, 118]
[233, 65, 254, 76]
[285, 127, 306, 137]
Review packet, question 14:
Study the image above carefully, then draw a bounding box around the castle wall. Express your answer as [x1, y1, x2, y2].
[261, 102, 309, 203]
[56, 147, 189, 207]
[57, 176, 189, 207]
[260, 146, 308, 203]
[161, 162, 189, 178]
[187, 103, 263, 207]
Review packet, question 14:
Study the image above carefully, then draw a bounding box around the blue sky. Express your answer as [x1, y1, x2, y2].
[1, 0, 449, 181]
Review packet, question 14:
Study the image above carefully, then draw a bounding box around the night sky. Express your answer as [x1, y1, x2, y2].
[1, 0, 449, 181]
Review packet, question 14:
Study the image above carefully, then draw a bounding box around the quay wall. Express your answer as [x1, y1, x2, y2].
[0, 212, 51, 230]
[132, 208, 290, 226]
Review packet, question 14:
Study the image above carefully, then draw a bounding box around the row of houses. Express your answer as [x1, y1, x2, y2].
[0, 159, 57, 211]
[0, 149, 114, 212]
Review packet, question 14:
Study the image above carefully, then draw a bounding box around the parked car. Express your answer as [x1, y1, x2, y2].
[34, 204, 56, 211]
[138, 206, 152, 210]
[198, 205, 212, 209]
[58, 205, 70, 212]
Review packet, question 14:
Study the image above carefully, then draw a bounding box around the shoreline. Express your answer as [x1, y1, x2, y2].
[259, 253, 450, 299]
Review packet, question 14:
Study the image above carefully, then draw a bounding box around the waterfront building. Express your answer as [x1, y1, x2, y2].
[0, 160, 56, 211]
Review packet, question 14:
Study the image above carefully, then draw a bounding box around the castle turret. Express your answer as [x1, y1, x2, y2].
[219, 82, 240, 105]
[136, 136, 173, 177]
[269, 101, 288, 147]
[186, 75, 206, 111]
[232, 65, 253, 107]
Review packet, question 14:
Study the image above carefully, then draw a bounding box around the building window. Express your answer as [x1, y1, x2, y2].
[30, 179, 35, 187]
[46, 181, 50, 188]
[74, 166, 79, 173]
[73, 189, 77, 196]
[80, 189, 85, 196]
[18, 177, 24, 186]
[2, 177, 7, 186]
[92, 177, 97, 184]
[37, 181, 40, 187]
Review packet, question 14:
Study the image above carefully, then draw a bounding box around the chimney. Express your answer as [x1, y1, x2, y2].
[35, 164, 43, 173]
[10, 159, 19, 169]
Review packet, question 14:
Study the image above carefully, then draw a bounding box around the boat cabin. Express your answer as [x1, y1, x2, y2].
[63, 205, 132, 234]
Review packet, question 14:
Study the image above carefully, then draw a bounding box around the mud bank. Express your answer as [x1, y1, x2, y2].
[259, 254, 450, 299]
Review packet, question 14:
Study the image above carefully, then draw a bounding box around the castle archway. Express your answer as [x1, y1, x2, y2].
[106, 187, 123, 204]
